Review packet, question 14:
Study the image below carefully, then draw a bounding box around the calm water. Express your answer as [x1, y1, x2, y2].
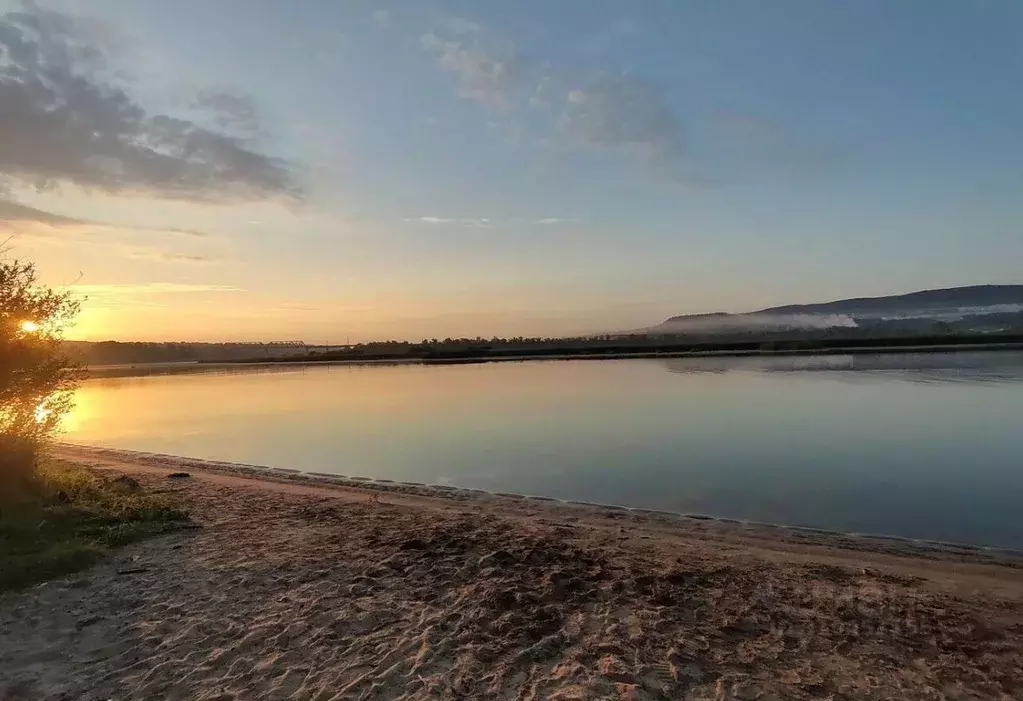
[64, 352, 1023, 549]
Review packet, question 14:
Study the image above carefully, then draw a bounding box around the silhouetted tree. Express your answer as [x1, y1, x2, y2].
[1, 258, 82, 486]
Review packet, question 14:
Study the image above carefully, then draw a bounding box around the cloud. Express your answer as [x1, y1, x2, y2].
[420, 24, 685, 173]
[0, 198, 211, 237]
[0, 198, 89, 225]
[529, 75, 557, 107]
[129, 251, 212, 264]
[373, 9, 390, 26]
[402, 216, 491, 228]
[1, 198, 217, 264]
[445, 17, 483, 35]
[164, 226, 209, 238]
[559, 74, 683, 164]
[0, 3, 300, 202]
[83, 283, 240, 294]
[191, 88, 260, 135]
[421, 32, 525, 110]
[401, 216, 572, 228]
[418, 17, 838, 187]
[70, 282, 242, 307]
[404, 216, 453, 224]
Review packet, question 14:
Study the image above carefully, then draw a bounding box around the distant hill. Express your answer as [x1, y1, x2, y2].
[649, 285, 1023, 335]
[753, 285, 1023, 317]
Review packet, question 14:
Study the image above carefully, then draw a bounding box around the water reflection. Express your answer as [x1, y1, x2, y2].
[64, 352, 1023, 548]
[661, 351, 1023, 385]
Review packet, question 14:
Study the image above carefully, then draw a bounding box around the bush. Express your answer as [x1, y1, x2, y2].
[1, 258, 82, 490]
[0, 459, 189, 590]
[0, 433, 36, 491]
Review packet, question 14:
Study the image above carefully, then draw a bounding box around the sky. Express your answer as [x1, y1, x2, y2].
[1, 0, 1021, 342]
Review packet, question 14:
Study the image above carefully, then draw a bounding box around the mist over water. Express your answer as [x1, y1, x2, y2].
[63, 352, 1023, 549]
[648, 313, 859, 334]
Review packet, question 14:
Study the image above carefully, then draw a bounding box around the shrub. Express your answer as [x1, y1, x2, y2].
[0, 459, 189, 590]
[0, 258, 83, 492]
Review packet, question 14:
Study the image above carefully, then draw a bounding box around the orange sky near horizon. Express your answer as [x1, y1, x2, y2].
[6, 2, 1021, 345]
[7, 193, 743, 343]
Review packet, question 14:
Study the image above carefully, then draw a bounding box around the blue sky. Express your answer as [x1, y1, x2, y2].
[1, 0, 1021, 341]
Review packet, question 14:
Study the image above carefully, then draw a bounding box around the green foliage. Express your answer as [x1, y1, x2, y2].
[0, 459, 189, 590]
[1, 258, 83, 484]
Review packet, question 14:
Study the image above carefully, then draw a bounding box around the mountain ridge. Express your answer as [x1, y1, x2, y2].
[664, 285, 1023, 324]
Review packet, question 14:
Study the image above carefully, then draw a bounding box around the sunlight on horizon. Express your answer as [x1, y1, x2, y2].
[5, 1, 1022, 341]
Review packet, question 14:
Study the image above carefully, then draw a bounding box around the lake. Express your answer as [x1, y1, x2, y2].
[62, 352, 1023, 549]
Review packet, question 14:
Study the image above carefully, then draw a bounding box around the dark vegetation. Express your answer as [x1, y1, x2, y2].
[1, 258, 81, 489]
[66, 284, 1023, 367]
[227, 331, 1023, 365]
[66, 327, 1023, 368]
[2, 258, 187, 589]
[0, 459, 189, 591]
[64, 340, 312, 365]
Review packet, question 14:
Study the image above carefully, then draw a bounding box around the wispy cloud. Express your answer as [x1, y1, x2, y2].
[191, 88, 261, 136]
[2, 198, 218, 263]
[0, 199, 88, 225]
[419, 20, 685, 174]
[403, 216, 454, 224]
[401, 216, 573, 228]
[417, 14, 834, 187]
[67, 283, 243, 308]
[559, 75, 682, 164]
[1, 199, 211, 238]
[445, 17, 483, 35]
[129, 251, 213, 264]
[73, 283, 242, 294]
[0, 4, 301, 202]
[402, 216, 492, 228]
[164, 227, 210, 238]
[421, 32, 525, 110]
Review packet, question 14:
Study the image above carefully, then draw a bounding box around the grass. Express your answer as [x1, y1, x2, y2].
[0, 458, 189, 591]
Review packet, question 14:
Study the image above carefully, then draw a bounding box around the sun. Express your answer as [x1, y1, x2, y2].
[20, 320, 40, 333]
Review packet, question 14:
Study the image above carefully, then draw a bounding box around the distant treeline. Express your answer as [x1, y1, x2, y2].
[234, 332, 1023, 364]
[64, 341, 309, 366]
[65, 310, 1023, 367]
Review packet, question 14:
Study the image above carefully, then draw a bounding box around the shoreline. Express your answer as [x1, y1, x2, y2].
[57, 444, 1023, 560]
[3, 445, 1021, 699]
[84, 341, 1023, 378]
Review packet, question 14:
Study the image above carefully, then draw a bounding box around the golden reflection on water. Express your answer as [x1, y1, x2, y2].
[50, 356, 1023, 550]
[61, 362, 650, 444]
[55, 390, 90, 433]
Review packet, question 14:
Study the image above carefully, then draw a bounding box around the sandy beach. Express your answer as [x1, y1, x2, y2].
[2, 447, 1021, 700]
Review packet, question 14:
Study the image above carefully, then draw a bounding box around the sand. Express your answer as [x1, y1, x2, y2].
[1, 446, 1021, 700]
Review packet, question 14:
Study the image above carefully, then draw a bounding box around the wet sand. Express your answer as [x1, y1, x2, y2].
[2, 446, 1021, 700]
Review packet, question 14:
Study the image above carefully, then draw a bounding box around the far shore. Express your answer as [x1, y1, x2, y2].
[3, 444, 1020, 700]
[84, 340, 1023, 378]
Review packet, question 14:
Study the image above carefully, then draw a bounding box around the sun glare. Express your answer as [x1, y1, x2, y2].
[34, 402, 53, 424]
[20, 320, 40, 333]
